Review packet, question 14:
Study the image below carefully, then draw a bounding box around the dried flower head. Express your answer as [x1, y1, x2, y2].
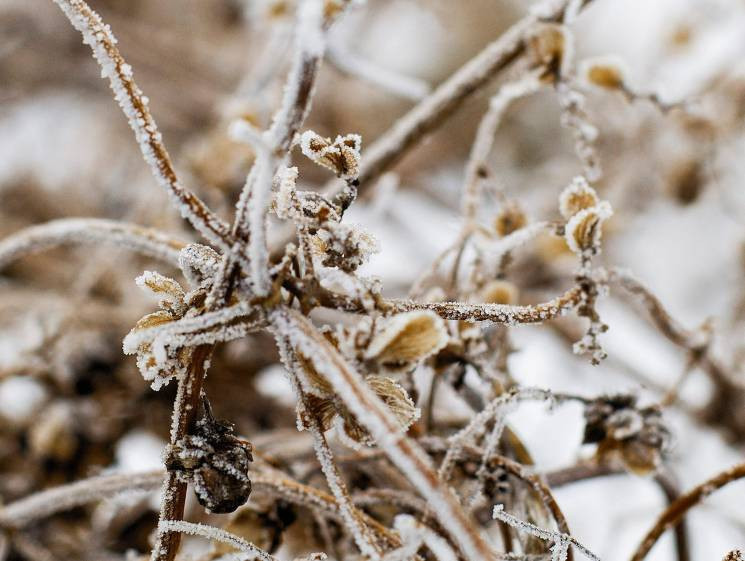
[300, 130, 362, 181]
[494, 201, 527, 237]
[364, 311, 449, 370]
[314, 222, 379, 272]
[558, 176, 599, 220]
[579, 56, 628, 91]
[583, 395, 670, 475]
[564, 201, 613, 256]
[124, 272, 200, 390]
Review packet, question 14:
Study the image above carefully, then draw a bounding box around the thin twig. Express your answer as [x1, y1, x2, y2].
[51, 0, 232, 247]
[630, 462, 745, 561]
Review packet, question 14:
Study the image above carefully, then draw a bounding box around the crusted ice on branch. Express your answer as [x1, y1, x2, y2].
[387, 286, 583, 324]
[158, 520, 278, 561]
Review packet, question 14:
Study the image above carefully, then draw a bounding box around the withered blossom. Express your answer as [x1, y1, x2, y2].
[300, 130, 362, 181]
[583, 395, 670, 475]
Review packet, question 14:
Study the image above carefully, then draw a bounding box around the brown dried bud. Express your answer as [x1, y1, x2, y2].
[364, 311, 448, 368]
[300, 130, 362, 181]
[558, 176, 599, 219]
[580, 56, 627, 90]
[528, 24, 571, 81]
[494, 201, 527, 237]
[479, 280, 519, 305]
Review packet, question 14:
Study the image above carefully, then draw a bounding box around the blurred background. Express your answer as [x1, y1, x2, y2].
[2, 0, 745, 559]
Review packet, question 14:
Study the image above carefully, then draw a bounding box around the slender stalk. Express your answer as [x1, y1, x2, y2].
[0, 218, 185, 271]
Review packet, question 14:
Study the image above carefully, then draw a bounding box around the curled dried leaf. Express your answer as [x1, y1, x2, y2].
[494, 201, 527, 237]
[136, 270, 186, 315]
[309, 375, 419, 447]
[364, 311, 449, 368]
[300, 130, 362, 181]
[558, 176, 599, 219]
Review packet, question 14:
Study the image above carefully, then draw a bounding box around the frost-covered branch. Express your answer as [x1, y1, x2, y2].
[0, 218, 186, 271]
[461, 70, 543, 224]
[492, 505, 600, 561]
[51, 0, 232, 248]
[276, 332, 382, 559]
[349, 0, 597, 194]
[0, 470, 163, 529]
[158, 520, 279, 561]
[327, 38, 431, 101]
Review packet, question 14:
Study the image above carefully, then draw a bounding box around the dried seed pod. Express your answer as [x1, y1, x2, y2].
[564, 201, 612, 256]
[179, 243, 221, 288]
[316, 222, 379, 272]
[579, 56, 628, 90]
[166, 402, 253, 514]
[478, 280, 519, 305]
[364, 311, 449, 369]
[558, 176, 599, 219]
[300, 130, 362, 181]
[583, 395, 669, 475]
[527, 23, 571, 81]
[493, 201, 527, 237]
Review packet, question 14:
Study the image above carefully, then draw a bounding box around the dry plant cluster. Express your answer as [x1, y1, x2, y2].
[1, 1, 745, 561]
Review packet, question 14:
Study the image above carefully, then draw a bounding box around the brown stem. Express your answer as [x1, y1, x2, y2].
[151, 345, 212, 561]
[630, 462, 745, 561]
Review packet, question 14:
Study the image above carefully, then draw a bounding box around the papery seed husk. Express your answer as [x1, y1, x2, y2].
[364, 311, 448, 364]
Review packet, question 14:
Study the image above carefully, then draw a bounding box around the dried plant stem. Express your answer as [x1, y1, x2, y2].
[51, 0, 231, 247]
[0, 470, 164, 529]
[386, 285, 582, 323]
[0, 218, 186, 271]
[327, 38, 431, 101]
[272, 307, 498, 561]
[461, 70, 543, 224]
[158, 520, 278, 561]
[151, 345, 212, 561]
[630, 462, 745, 561]
[276, 335, 385, 558]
